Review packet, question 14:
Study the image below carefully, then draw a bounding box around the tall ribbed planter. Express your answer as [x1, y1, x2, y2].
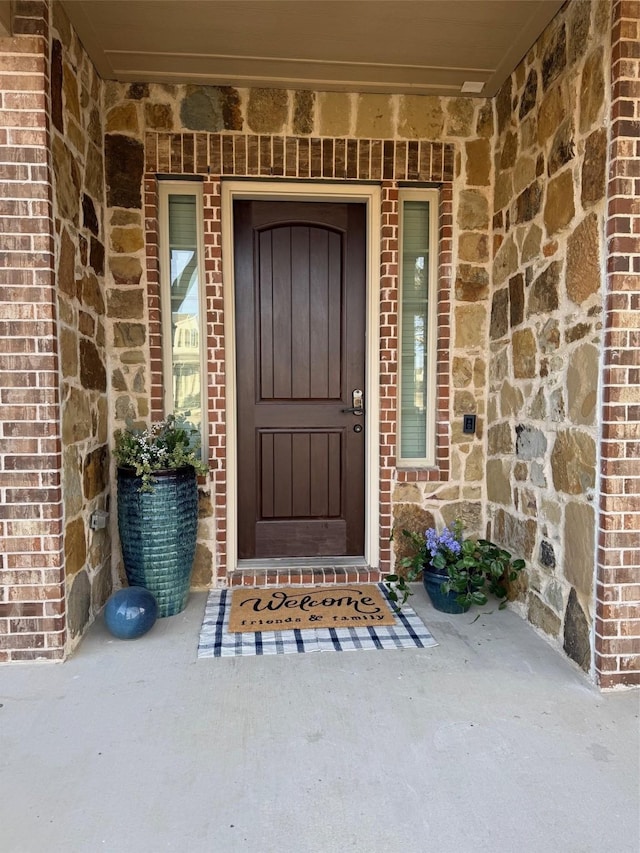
[117, 466, 198, 617]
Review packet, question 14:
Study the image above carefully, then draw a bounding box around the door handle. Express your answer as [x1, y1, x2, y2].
[342, 389, 364, 416]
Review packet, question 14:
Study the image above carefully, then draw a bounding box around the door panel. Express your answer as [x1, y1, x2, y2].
[259, 430, 341, 518]
[235, 200, 366, 559]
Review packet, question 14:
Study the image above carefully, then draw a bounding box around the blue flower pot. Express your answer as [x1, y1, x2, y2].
[117, 466, 198, 617]
[422, 569, 470, 614]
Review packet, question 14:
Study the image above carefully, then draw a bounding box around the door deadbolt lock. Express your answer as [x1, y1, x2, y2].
[342, 389, 364, 416]
[353, 423, 363, 433]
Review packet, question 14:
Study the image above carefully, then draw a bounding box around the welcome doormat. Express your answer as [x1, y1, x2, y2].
[197, 584, 438, 657]
[228, 584, 396, 633]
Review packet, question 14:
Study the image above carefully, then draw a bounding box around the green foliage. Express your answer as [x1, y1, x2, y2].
[384, 521, 525, 612]
[114, 414, 209, 492]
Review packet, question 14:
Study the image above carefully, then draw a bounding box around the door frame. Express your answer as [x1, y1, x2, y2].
[221, 180, 381, 572]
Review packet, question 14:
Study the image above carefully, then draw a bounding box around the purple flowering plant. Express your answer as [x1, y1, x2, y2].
[385, 519, 525, 611]
[425, 522, 463, 567]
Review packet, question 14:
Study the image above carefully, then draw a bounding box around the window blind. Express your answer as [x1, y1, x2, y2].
[400, 200, 430, 460]
[165, 192, 202, 433]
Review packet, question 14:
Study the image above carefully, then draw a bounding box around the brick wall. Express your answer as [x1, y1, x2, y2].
[144, 175, 227, 579]
[378, 179, 454, 571]
[1, 0, 110, 662]
[201, 179, 227, 579]
[596, 0, 640, 688]
[0, 1, 65, 659]
[2, 0, 633, 682]
[140, 133, 455, 581]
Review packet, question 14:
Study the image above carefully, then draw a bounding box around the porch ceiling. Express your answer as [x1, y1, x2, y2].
[60, 0, 564, 98]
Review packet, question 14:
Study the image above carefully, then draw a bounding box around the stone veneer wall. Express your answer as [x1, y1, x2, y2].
[0, 0, 110, 660]
[50, 3, 111, 648]
[102, 83, 496, 585]
[2, 0, 634, 680]
[487, 0, 639, 686]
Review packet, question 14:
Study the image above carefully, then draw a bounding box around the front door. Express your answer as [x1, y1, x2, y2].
[234, 200, 366, 559]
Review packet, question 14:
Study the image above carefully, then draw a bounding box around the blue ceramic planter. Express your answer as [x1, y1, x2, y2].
[117, 466, 198, 618]
[422, 568, 470, 614]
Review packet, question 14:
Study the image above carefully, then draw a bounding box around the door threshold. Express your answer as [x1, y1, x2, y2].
[229, 560, 382, 588]
[237, 557, 368, 570]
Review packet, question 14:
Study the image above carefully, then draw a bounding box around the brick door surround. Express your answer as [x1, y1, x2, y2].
[143, 133, 454, 585]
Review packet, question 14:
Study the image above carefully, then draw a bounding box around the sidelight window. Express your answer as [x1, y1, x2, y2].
[398, 189, 439, 466]
[158, 181, 206, 443]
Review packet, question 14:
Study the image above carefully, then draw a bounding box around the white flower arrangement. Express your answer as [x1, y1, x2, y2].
[114, 414, 208, 492]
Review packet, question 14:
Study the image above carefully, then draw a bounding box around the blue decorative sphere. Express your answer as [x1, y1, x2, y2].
[104, 587, 158, 640]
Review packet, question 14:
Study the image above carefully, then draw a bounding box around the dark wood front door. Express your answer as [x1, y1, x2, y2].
[234, 200, 366, 559]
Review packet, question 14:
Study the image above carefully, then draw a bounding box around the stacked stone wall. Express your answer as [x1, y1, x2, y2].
[488, 1, 612, 676]
[1, 0, 634, 683]
[49, 3, 110, 648]
[102, 84, 494, 582]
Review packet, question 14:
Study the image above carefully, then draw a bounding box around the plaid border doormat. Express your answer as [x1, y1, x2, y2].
[197, 584, 438, 657]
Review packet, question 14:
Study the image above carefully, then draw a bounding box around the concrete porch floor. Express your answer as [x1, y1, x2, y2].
[2, 588, 638, 853]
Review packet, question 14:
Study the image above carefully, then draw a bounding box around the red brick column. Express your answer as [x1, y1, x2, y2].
[202, 178, 227, 581]
[378, 181, 399, 571]
[596, 0, 640, 688]
[144, 175, 163, 423]
[0, 1, 65, 660]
